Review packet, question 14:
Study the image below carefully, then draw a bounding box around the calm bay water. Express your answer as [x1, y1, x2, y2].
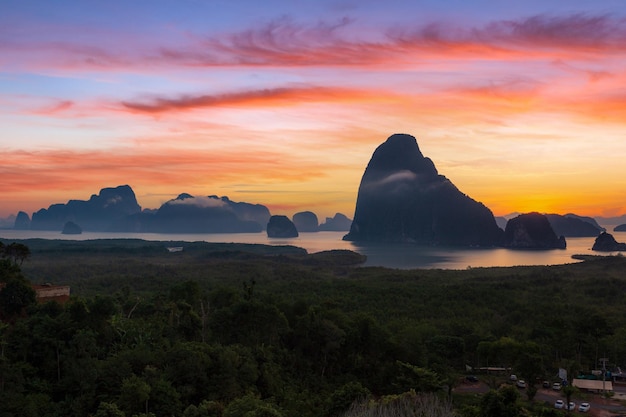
[2, 229, 624, 270]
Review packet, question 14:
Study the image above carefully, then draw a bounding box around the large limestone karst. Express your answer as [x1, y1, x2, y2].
[343, 134, 503, 246]
[111, 194, 270, 233]
[267, 215, 299, 238]
[503, 212, 566, 249]
[13, 211, 31, 230]
[319, 213, 352, 231]
[592, 232, 626, 251]
[545, 213, 604, 237]
[30, 185, 141, 231]
[292, 211, 319, 232]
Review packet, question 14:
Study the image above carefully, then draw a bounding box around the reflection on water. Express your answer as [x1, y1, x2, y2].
[1, 229, 624, 270]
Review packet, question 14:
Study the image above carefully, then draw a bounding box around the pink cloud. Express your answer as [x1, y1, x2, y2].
[7, 13, 626, 73]
[119, 85, 397, 114]
[177, 13, 626, 67]
[30, 100, 74, 115]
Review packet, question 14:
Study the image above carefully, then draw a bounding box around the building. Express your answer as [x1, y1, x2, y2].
[32, 284, 71, 304]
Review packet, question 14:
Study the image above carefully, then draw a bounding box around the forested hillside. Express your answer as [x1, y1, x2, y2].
[1, 238, 626, 416]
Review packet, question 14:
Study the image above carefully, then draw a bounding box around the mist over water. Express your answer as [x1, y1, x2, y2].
[2, 229, 624, 270]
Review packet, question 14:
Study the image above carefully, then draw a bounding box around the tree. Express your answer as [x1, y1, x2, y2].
[479, 385, 521, 417]
[427, 335, 465, 369]
[95, 401, 126, 417]
[2, 243, 31, 266]
[183, 400, 224, 417]
[562, 385, 579, 415]
[0, 279, 36, 319]
[118, 375, 151, 415]
[516, 341, 545, 401]
[209, 300, 288, 347]
[326, 381, 370, 417]
[394, 361, 442, 393]
[479, 337, 523, 370]
[223, 394, 284, 417]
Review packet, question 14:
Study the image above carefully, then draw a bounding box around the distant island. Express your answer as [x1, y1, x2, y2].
[1, 134, 613, 246]
[593, 232, 626, 251]
[61, 221, 82, 235]
[7, 185, 352, 235]
[503, 212, 566, 249]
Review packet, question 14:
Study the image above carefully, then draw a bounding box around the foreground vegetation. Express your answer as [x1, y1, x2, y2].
[1, 238, 626, 416]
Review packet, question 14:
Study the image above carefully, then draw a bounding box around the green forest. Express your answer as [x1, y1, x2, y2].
[1, 238, 626, 417]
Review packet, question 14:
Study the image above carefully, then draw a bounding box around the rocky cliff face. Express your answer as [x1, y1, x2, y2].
[592, 232, 626, 251]
[343, 134, 503, 246]
[319, 213, 352, 231]
[293, 211, 319, 232]
[30, 185, 141, 231]
[545, 214, 604, 237]
[503, 212, 566, 249]
[13, 211, 30, 230]
[267, 215, 298, 238]
[110, 194, 269, 233]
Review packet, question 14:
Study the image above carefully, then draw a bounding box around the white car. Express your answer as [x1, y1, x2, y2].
[554, 400, 564, 409]
[567, 402, 576, 411]
[510, 374, 517, 381]
[578, 402, 590, 412]
[516, 380, 526, 388]
[552, 382, 561, 390]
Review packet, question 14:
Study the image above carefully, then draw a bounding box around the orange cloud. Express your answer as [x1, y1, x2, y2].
[0, 145, 337, 213]
[119, 86, 400, 114]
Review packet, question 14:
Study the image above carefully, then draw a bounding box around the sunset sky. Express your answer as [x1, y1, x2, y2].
[2, 0, 626, 220]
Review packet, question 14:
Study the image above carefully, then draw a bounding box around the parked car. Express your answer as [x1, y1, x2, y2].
[510, 374, 517, 382]
[552, 382, 561, 390]
[465, 375, 478, 383]
[578, 402, 590, 412]
[554, 400, 564, 409]
[567, 402, 576, 411]
[516, 380, 526, 388]
[542, 380, 550, 388]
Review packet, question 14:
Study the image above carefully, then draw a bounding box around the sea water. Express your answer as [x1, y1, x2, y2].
[1, 229, 624, 270]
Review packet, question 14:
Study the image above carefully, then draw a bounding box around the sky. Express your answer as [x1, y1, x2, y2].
[2, 0, 626, 220]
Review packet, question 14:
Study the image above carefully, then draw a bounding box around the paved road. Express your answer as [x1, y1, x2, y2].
[455, 381, 626, 416]
[534, 386, 626, 416]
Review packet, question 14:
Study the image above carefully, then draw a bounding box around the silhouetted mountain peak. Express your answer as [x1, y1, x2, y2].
[319, 213, 352, 231]
[293, 211, 319, 232]
[113, 193, 271, 234]
[30, 185, 141, 231]
[366, 133, 438, 179]
[344, 133, 503, 246]
[593, 231, 626, 251]
[175, 193, 194, 200]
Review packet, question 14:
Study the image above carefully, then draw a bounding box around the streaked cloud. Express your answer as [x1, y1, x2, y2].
[3, 13, 626, 73]
[120, 86, 392, 114]
[30, 100, 74, 115]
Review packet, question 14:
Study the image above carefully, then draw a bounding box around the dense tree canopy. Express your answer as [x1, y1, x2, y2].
[1, 238, 625, 416]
